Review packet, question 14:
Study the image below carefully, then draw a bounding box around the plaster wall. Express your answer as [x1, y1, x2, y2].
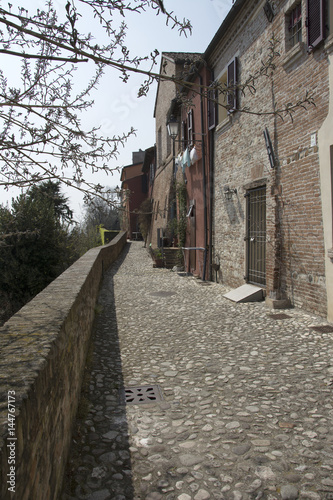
[318, 38, 333, 322]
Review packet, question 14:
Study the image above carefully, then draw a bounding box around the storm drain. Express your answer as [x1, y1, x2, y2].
[310, 325, 333, 333]
[119, 385, 163, 405]
[269, 313, 292, 320]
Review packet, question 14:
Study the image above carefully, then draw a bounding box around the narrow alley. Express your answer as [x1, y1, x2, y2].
[61, 241, 333, 500]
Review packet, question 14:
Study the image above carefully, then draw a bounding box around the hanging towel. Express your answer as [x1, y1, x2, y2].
[183, 147, 191, 169]
[190, 146, 198, 164]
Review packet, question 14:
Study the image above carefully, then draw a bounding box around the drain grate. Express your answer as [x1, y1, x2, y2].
[311, 325, 333, 333]
[119, 385, 163, 405]
[269, 313, 292, 320]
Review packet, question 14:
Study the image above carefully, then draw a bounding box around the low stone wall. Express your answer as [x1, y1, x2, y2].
[0, 231, 127, 500]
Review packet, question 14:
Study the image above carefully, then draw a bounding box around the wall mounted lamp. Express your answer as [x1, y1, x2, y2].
[166, 115, 179, 139]
[167, 115, 179, 177]
[224, 186, 237, 200]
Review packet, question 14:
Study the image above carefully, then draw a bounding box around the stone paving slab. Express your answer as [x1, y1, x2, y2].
[61, 242, 333, 500]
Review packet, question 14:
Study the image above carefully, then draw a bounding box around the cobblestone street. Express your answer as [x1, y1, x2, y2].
[62, 241, 333, 500]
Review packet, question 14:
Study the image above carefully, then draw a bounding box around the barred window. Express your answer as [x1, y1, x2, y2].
[289, 4, 302, 47]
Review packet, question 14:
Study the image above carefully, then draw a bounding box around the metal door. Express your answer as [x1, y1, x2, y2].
[246, 186, 266, 286]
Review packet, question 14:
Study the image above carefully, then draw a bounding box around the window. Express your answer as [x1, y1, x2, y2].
[307, 0, 325, 49]
[149, 163, 155, 183]
[157, 127, 162, 167]
[288, 3, 302, 47]
[167, 126, 171, 157]
[217, 57, 238, 124]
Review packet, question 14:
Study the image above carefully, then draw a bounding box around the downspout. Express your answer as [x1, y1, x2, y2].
[199, 74, 208, 281]
[208, 127, 214, 282]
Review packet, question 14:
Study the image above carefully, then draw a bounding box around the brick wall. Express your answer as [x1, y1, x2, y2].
[209, 0, 329, 316]
[0, 232, 127, 500]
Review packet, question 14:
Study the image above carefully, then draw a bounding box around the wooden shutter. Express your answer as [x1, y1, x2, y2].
[307, 0, 325, 49]
[181, 120, 187, 149]
[208, 86, 217, 130]
[187, 109, 194, 146]
[227, 57, 237, 112]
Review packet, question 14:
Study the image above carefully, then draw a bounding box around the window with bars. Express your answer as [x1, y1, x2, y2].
[285, 0, 326, 56]
[289, 3, 302, 47]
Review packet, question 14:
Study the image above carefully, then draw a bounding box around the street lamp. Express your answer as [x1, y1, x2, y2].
[167, 115, 179, 140]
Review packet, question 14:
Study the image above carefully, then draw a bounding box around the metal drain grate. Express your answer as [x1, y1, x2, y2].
[269, 313, 292, 320]
[311, 325, 333, 333]
[119, 385, 163, 405]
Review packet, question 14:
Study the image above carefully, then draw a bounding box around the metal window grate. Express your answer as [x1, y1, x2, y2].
[246, 186, 266, 286]
[119, 385, 163, 405]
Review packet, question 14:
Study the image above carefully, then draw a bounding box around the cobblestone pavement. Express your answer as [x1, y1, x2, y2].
[61, 241, 333, 500]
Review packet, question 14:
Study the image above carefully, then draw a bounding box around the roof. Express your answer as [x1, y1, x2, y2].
[120, 161, 144, 182]
[153, 52, 203, 118]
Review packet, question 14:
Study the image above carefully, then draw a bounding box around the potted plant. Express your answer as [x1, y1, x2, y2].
[149, 245, 164, 268]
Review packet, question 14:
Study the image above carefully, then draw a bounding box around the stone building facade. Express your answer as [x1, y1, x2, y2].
[149, 52, 202, 249]
[205, 0, 333, 318]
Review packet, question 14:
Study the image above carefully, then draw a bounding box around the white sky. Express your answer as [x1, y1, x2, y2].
[0, 0, 232, 220]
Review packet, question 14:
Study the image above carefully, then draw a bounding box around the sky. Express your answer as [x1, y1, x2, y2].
[0, 0, 233, 220]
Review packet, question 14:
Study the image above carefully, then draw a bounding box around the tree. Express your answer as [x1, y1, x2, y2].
[0, 2, 315, 212]
[0, 0, 192, 205]
[83, 191, 120, 232]
[0, 181, 79, 323]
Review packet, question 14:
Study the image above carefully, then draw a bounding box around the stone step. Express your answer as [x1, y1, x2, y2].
[223, 284, 264, 303]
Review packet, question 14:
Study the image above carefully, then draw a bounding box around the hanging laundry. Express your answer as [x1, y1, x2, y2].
[190, 146, 198, 164]
[183, 147, 191, 169]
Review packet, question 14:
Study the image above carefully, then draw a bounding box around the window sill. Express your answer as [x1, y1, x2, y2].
[283, 41, 306, 70]
[325, 33, 333, 54]
[216, 116, 232, 135]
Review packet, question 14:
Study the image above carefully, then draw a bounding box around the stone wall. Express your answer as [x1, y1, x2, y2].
[0, 231, 127, 500]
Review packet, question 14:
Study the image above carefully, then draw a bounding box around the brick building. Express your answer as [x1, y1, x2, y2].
[120, 150, 148, 239]
[149, 52, 202, 249]
[205, 0, 333, 318]
[173, 63, 213, 279]
[148, 0, 333, 320]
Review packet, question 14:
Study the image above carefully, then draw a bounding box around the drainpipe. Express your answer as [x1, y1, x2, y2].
[208, 127, 214, 282]
[199, 74, 208, 281]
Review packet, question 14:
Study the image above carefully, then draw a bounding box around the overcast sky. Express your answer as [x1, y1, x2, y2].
[1, 0, 232, 219]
